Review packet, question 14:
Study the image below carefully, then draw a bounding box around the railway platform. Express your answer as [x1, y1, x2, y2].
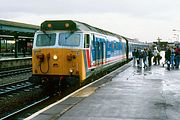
[27, 62, 180, 120]
[0, 57, 32, 71]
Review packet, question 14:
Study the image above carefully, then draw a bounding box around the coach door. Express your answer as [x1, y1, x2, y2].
[94, 37, 105, 66]
[99, 42, 104, 65]
[95, 42, 99, 65]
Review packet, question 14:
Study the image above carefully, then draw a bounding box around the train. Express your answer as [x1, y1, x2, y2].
[30, 20, 148, 91]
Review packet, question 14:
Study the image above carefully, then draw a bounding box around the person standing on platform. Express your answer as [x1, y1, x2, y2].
[138, 49, 143, 68]
[175, 46, 180, 69]
[143, 48, 148, 68]
[165, 46, 171, 70]
[132, 49, 136, 67]
[147, 48, 153, 67]
[157, 52, 161, 65]
[170, 47, 175, 69]
[153, 47, 159, 65]
[135, 48, 140, 67]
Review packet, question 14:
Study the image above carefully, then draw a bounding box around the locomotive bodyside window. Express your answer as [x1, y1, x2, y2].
[84, 34, 90, 48]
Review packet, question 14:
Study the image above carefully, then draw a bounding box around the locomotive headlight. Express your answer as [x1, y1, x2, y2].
[69, 68, 73, 73]
[65, 23, 70, 28]
[53, 55, 58, 60]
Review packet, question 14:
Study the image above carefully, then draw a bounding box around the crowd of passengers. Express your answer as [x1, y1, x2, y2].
[132, 45, 180, 70]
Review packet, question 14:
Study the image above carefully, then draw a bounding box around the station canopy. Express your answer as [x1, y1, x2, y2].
[0, 20, 39, 39]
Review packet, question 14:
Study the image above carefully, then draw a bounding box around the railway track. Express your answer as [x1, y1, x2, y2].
[0, 64, 49, 119]
[1, 96, 50, 120]
[0, 67, 32, 78]
[0, 80, 33, 97]
[0, 81, 46, 119]
[0, 87, 75, 120]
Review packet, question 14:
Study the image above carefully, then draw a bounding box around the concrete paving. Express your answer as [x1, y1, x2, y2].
[31, 63, 180, 120]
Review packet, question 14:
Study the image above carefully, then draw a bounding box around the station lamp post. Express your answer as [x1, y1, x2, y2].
[14, 35, 18, 58]
[174, 34, 179, 42]
[173, 29, 180, 42]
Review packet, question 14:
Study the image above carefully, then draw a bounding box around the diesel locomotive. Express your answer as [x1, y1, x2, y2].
[30, 20, 147, 90]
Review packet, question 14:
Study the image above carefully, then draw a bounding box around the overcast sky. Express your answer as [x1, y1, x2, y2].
[1, 0, 180, 42]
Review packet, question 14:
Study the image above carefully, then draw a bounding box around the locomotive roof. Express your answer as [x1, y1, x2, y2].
[41, 20, 122, 38]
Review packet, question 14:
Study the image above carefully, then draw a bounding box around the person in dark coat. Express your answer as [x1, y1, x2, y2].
[170, 47, 175, 69]
[165, 46, 171, 70]
[135, 48, 140, 67]
[157, 52, 161, 65]
[175, 46, 180, 69]
[143, 48, 148, 68]
[138, 49, 143, 68]
[132, 49, 136, 66]
[147, 48, 153, 67]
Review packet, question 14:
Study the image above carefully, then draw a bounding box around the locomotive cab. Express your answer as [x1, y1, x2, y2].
[31, 20, 94, 90]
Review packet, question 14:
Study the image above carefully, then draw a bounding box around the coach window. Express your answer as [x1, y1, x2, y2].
[112, 42, 114, 51]
[84, 34, 90, 48]
[116, 42, 118, 49]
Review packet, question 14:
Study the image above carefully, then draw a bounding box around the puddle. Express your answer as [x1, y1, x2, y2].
[72, 87, 97, 97]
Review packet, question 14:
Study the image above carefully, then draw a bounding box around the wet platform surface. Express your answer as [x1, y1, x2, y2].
[30, 63, 180, 120]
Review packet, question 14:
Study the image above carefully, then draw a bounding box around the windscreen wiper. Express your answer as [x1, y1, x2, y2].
[65, 31, 74, 40]
[43, 31, 52, 41]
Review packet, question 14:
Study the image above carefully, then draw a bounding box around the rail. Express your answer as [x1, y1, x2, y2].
[0, 67, 32, 78]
